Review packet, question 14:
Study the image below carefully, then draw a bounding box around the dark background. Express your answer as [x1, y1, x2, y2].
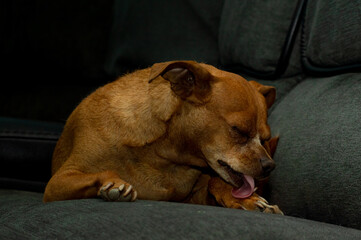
[0, 0, 224, 122]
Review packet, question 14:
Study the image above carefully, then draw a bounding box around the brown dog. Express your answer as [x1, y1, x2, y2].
[43, 61, 282, 214]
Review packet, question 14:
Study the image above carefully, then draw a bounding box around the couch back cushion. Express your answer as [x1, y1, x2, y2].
[302, 0, 361, 73]
[0, 118, 63, 192]
[268, 73, 361, 230]
[218, 0, 300, 77]
[105, 0, 223, 76]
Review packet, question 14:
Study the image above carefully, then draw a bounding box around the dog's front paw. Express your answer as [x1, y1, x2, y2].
[208, 177, 283, 214]
[221, 193, 283, 214]
[252, 194, 283, 215]
[234, 193, 283, 214]
[98, 181, 137, 202]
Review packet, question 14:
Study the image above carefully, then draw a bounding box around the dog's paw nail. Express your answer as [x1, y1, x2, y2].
[103, 182, 114, 191]
[256, 200, 284, 215]
[108, 188, 121, 201]
[98, 182, 114, 198]
[98, 182, 137, 202]
[258, 196, 268, 204]
[118, 184, 125, 192]
[255, 201, 265, 209]
[123, 185, 133, 197]
[131, 190, 137, 202]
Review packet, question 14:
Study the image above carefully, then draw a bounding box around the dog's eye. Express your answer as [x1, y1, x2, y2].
[231, 126, 249, 142]
[231, 126, 241, 133]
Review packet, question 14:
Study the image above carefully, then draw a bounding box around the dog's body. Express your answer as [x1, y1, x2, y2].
[44, 61, 282, 214]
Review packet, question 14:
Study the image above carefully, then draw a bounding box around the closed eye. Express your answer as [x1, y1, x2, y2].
[231, 126, 241, 133]
[231, 126, 250, 140]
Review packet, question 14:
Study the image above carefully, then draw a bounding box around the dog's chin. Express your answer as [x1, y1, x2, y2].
[216, 160, 246, 188]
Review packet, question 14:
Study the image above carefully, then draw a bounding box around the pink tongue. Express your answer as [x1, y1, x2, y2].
[231, 175, 255, 199]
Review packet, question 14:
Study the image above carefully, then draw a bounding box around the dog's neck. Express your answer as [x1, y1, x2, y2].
[147, 74, 209, 168]
[153, 136, 208, 168]
[152, 109, 209, 168]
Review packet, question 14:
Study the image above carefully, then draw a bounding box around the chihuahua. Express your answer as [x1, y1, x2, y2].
[43, 61, 282, 214]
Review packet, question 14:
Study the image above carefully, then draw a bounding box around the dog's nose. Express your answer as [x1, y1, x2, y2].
[260, 158, 275, 176]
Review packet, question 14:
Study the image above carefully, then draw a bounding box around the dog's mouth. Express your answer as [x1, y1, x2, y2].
[217, 160, 255, 198]
[217, 160, 244, 186]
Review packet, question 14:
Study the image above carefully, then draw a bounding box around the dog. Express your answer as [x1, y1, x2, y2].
[43, 60, 282, 214]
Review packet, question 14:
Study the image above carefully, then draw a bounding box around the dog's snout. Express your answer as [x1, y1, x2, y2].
[260, 158, 275, 176]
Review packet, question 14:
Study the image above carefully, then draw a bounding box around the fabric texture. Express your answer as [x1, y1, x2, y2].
[105, 0, 224, 76]
[303, 0, 361, 67]
[0, 85, 96, 122]
[1, 190, 361, 240]
[268, 73, 361, 229]
[219, 0, 299, 73]
[0, 118, 63, 190]
[251, 75, 305, 114]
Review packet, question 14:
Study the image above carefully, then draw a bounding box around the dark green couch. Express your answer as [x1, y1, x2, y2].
[1, 0, 361, 239]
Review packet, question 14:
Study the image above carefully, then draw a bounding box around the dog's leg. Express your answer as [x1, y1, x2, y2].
[43, 168, 137, 203]
[183, 174, 217, 206]
[208, 177, 283, 214]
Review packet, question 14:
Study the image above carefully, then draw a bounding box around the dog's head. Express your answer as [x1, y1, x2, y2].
[149, 61, 277, 194]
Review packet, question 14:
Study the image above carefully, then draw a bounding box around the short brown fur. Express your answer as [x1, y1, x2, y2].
[43, 61, 282, 214]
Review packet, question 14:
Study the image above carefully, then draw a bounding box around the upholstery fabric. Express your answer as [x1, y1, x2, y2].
[268, 73, 361, 229]
[0, 118, 63, 191]
[251, 75, 305, 113]
[1, 190, 361, 240]
[303, 0, 361, 68]
[105, 0, 224, 76]
[0, 85, 96, 122]
[219, 0, 299, 73]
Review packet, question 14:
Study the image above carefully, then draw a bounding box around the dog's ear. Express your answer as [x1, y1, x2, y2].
[149, 61, 212, 103]
[249, 81, 276, 108]
[265, 136, 279, 158]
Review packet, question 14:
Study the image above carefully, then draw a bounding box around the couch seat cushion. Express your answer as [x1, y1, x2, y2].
[1, 190, 361, 239]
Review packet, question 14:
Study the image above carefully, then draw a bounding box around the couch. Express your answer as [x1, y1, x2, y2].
[1, 0, 361, 239]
